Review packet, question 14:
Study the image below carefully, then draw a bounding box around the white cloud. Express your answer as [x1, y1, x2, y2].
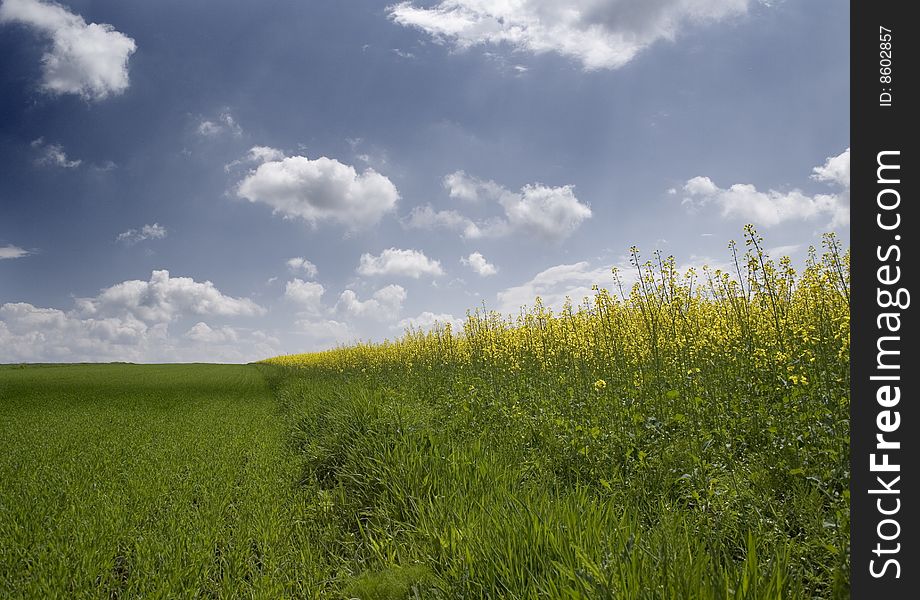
[357, 248, 444, 278]
[286, 257, 318, 278]
[197, 110, 242, 137]
[680, 161, 849, 229]
[247, 145, 284, 163]
[392, 48, 416, 59]
[0, 0, 136, 100]
[224, 146, 285, 172]
[337, 284, 407, 319]
[396, 311, 463, 332]
[403, 205, 483, 238]
[461, 251, 498, 276]
[197, 121, 221, 136]
[443, 170, 504, 203]
[237, 155, 399, 230]
[31, 137, 81, 168]
[1, 302, 156, 362]
[293, 318, 354, 346]
[75, 270, 265, 323]
[683, 176, 719, 196]
[0, 289, 275, 364]
[409, 171, 591, 242]
[504, 183, 592, 241]
[0, 244, 31, 260]
[811, 147, 850, 190]
[388, 0, 751, 71]
[0, 267, 275, 363]
[497, 261, 612, 314]
[767, 244, 801, 258]
[184, 321, 239, 344]
[284, 278, 325, 314]
[116, 223, 168, 245]
[495, 255, 722, 315]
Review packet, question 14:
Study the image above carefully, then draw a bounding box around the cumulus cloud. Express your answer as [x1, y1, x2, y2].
[197, 110, 242, 137]
[504, 183, 592, 240]
[0, 305, 278, 362]
[75, 269, 265, 323]
[224, 146, 285, 172]
[337, 284, 407, 319]
[461, 251, 498, 276]
[679, 148, 850, 228]
[0, 272, 273, 363]
[284, 278, 326, 314]
[403, 205, 484, 238]
[237, 155, 399, 230]
[407, 171, 591, 241]
[443, 170, 504, 202]
[357, 248, 444, 278]
[31, 137, 81, 168]
[388, 0, 751, 71]
[184, 321, 239, 344]
[0, 302, 156, 362]
[396, 311, 463, 332]
[811, 147, 850, 190]
[286, 257, 318, 278]
[247, 145, 284, 162]
[293, 318, 354, 346]
[0, 244, 31, 260]
[495, 255, 721, 315]
[497, 261, 612, 314]
[0, 0, 136, 100]
[116, 223, 167, 245]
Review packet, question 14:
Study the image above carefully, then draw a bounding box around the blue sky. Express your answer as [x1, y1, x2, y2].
[0, 0, 849, 362]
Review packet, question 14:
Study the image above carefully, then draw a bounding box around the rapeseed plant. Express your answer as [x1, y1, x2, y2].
[266, 228, 850, 598]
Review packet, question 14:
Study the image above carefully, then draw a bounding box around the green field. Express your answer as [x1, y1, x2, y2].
[1, 360, 848, 599]
[0, 364, 321, 598]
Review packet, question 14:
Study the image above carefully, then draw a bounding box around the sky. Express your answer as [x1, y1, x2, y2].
[0, 0, 849, 363]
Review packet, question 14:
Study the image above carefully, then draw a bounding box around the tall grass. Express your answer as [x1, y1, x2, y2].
[265, 227, 850, 598]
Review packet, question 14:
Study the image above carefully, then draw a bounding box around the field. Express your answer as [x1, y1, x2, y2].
[1, 231, 850, 598]
[0, 364, 321, 597]
[264, 231, 851, 598]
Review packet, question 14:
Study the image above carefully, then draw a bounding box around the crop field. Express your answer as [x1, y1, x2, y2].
[1, 231, 850, 599]
[265, 230, 851, 598]
[0, 364, 321, 598]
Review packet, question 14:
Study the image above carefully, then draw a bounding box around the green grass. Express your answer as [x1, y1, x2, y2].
[267, 366, 848, 599]
[1, 354, 848, 598]
[0, 363, 322, 598]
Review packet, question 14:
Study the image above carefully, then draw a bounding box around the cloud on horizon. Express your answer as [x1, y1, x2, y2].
[1, 271, 271, 363]
[679, 148, 850, 228]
